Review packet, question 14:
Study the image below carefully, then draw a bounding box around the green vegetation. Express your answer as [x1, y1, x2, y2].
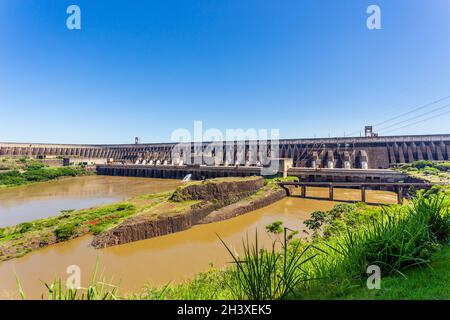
[9, 175, 450, 300]
[0, 203, 137, 261]
[397, 160, 450, 183]
[0, 157, 88, 188]
[265, 221, 284, 234]
[219, 233, 315, 300]
[22, 190, 449, 300]
[337, 246, 450, 300]
[2, 176, 283, 260]
[17, 261, 119, 300]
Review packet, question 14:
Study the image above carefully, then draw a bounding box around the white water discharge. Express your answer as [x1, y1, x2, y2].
[182, 174, 192, 182]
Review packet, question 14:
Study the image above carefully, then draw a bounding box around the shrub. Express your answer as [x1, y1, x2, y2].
[54, 223, 77, 241]
[17, 222, 34, 234]
[304, 211, 327, 232]
[26, 162, 46, 171]
[266, 221, 283, 234]
[423, 167, 440, 175]
[412, 160, 433, 169]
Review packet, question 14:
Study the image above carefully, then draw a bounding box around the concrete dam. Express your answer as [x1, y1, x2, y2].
[1, 134, 449, 170]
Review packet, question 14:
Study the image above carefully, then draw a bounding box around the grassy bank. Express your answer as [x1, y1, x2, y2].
[397, 160, 450, 183]
[0, 158, 89, 188]
[337, 245, 450, 300]
[0, 191, 170, 261]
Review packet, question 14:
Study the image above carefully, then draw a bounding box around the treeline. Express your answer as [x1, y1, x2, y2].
[400, 160, 450, 174]
[0, 160, 88, 187]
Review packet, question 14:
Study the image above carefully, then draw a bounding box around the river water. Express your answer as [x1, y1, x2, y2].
[0, 176, 181, 228]
[0, 176, 396, 299]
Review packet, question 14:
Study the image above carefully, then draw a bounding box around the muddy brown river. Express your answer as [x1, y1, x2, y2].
[0, 176, 396, 299]
[0, 176, 181, 228]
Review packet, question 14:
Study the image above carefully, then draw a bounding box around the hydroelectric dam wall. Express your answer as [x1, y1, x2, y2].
[1, 134, 449, 169]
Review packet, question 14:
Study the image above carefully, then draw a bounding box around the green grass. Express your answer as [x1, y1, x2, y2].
[218, 232, 316, 300]
[17, 260, 119, 300]
[338, 245, 450, 300]
[0, 203, 137, 261]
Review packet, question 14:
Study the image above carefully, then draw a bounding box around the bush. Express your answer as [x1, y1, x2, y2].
[412, 160, 433, 169]
[54, 223, 77, 241]
[265, 221, 283, 234]
[26, 162, 46, 171]
[17, 222, 34, 234]
[304, 203, 382, 238]
[0, 166, 87, 187]
[423, 167, 440, 175]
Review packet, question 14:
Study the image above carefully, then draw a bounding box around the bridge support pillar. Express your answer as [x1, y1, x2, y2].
[361, 186, 366, 203]
[280, 185, 290, 197]
[301, 185, 306, 198]
[328, 185, 334, 201]
[397, 186, 403, 204]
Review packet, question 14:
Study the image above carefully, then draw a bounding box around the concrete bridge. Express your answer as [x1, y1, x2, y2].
[278, 181, 437, 204]
[1, 134, 449, 169]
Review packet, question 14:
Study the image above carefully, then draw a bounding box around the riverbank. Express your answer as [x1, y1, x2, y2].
[0, 158, 89, 189]
[18, 188, 448, 300]
[131, 189, 450, 300]
[396, 160, 450, 184]
[0, 176, 289, 261]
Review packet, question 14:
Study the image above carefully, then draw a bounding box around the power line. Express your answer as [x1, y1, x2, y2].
[346, 94, 450, 136]
[376, 102, 450, 132]
[379, 109, 450, 134]
[373, 94, 450, 128]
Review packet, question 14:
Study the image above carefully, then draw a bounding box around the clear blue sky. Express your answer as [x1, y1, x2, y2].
[1, 0, 449, 144]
